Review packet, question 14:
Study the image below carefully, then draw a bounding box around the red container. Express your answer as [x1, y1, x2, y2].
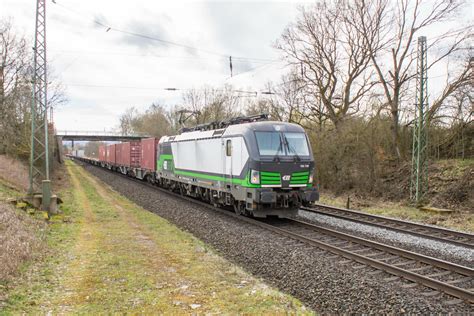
[140, 138, 159, 171]
[115, 143, 124, 165]
[116, 142, 141, 167]
[99, 145, 107, 162]
[106, 144, 116, 164]
[130, 141, 141, 167]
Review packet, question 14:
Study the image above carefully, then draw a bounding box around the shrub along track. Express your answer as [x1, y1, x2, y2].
[79, 162, 474, 313]
[302, 204, 474, 249]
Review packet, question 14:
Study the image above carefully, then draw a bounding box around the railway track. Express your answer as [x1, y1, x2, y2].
[262, 218, 473, 304]
[79, 162, 474, 304]
[301, 204, 474, 249]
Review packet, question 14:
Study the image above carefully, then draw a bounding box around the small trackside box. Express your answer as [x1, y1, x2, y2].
[141, 137, 160, 171]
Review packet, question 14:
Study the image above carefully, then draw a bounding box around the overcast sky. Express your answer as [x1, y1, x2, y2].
[3, 0, 311, 131]
[2, 0, 472, 132]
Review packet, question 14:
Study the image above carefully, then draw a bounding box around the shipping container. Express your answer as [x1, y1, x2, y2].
[99, 145, 107, 162]
[106, 144, 116, 164]
[140, 137, 160, 171]
[115, 143, 124, 165]
[130, 141, 141, 167]
[116, 141, 141, 167]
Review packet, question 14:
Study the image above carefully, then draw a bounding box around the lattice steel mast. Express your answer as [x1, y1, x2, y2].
[29, 0, 52, 210]
[410, 36, 429, 205]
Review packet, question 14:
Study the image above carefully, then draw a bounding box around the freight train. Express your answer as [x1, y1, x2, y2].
[74, 114, 319, 218]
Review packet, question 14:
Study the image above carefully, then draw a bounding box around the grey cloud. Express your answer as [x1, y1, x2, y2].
[118, 14, 173, 51]
[201, 2, 296, 59]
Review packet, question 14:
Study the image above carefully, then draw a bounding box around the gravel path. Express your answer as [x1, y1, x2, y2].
[82, 164, 473, 314]
[299, 211, 474, 268]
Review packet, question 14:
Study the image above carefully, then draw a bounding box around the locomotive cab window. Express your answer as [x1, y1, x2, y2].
[255, 132, 285, 156]
[226, 140, 232, 156]
[255, 131, 310, 156]
[283, 132, 310, 156]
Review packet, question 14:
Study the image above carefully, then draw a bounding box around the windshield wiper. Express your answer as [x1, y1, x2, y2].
[283, 135, 301, 162]
[273, 134, 284, 162]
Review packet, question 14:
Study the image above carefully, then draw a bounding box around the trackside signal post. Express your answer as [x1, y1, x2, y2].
[29, 0, 53, 212]
[410, 36, 429, 205]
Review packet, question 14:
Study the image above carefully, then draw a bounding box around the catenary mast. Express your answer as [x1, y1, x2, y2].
[29, 0, 52, 211]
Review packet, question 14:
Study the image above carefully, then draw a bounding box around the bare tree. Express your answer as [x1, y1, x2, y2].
[277, 1, 377, 129]
[1, 17, 67, 157]
[355, 0, 470, 159]
[119, 104, 172, 137]
[0, 18, 29, 107]
[119, 106, 139, 135]
[139, 103, 172, 137]
[428, 55, 473, 121]
[249, 70, 312, 125]
[180, 85, 241, 125]
[0, 18, 31, 157]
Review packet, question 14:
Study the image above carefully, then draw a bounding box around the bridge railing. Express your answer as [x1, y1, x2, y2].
[56, 130, 149, 137]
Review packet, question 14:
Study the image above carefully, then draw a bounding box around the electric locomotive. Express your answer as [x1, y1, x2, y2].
[156, 114, 319, 218]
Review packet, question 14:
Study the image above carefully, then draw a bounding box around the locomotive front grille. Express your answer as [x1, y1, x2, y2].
[290, 171, 309, 185]
[260, 171, 281, 186]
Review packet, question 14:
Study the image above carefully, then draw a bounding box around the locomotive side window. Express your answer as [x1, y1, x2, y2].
[226, 140, 232, 156]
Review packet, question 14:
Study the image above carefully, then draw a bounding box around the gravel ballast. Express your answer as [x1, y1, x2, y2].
[82, 164, 473, 314]
[299, 211, 474, 268]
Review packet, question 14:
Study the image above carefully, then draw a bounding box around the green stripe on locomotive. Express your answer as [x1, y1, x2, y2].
[157, 153, 260, 188]
[157, 154, 174, 171]
[157, 154, 311, 189]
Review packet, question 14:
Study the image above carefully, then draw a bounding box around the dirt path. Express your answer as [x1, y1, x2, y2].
[9, 162, 308, 314]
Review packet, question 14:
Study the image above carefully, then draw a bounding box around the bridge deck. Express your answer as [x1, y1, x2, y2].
[56, 131, 150, 142]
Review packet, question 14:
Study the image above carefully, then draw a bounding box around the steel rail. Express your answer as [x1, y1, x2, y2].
[302, 203, 474, 249]
[287, 218, 473, 276]
[77, 159, 474, 304]
[258, 218, 474, 304]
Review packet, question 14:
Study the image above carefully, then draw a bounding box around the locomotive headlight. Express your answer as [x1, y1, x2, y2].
[250, 169, 260, 184]
[308, 172, 314, 184]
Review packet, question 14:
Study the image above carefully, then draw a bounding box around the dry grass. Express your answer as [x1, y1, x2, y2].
[0, 203, 46, 283]
[0, 155, 29, 191]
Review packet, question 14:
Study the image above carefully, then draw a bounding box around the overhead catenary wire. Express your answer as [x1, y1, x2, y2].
[51, 0, 278, 63]
[50, 0, 289, 97]
[63, 83, 272, 96]
[48, 49, 274, 64]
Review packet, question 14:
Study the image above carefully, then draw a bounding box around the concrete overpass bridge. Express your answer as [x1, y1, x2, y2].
[55, 131, 150, 163]
[56, 130, 149, 142]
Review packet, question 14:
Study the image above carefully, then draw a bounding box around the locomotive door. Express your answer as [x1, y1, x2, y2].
[224, 139, 232, 183]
